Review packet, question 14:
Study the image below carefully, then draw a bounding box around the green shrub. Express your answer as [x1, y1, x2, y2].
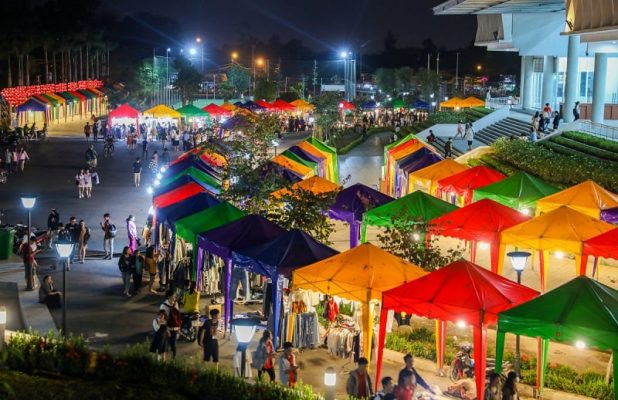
[548, 136, 618, 162]
[562, 131, 618, 153]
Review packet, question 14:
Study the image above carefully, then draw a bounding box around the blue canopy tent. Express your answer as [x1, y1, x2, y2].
[395, 148, 443, 197]
[233, 101, 244, 107]
[361, 100, 377, 110]
[241, 100, 265, 112]
[17, 98, 49, 125]
[410, 100, 431, 110]
[197, 215, 288, 333]
[232, 229, 338, 348]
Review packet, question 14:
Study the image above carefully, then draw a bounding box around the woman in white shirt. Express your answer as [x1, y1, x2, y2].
[83, 168, 93, 198]
[76, 169, 86, 199]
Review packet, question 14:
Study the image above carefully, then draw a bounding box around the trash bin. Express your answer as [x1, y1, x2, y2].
[0, 229, 15, 260]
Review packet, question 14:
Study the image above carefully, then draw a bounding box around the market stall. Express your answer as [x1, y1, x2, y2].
[16, 98, 49, 126]
[198, 215, 288, 333]
[107, 104, 141, 131]
[376, 260, 539, 399]
[460, 97, 485, 108]
[407, 159, 468, 195]
[36, 93, 64, 123]
[271, 154, 315, 180]
[270, 176, 340, 200]
[439, 97, 464, 109]
[142, 104, 182, 137]
[260, 161, 303, 184]
[338, 100, 355, 110]
[383, 138, 428, 196]
[157, 168, 220, 196]
[176, 104, 211, 129]
[255, 100, 274, 110]
[285, 145, 326, 178]
[232, 229, 338, 348]
[601, 206, 618, 224]
[152, 182, 210, 209]
[290, 99, 315, 113]
[495, 276, 617, 399]
[280, 150, 319, 176]
[155, 192, 220, 231]
[436, 165, 506, 206]
[271, 99, 297, 112]
[499, 206, 615, 290]
[410, 100, 430, 110]
[328, 183, 393, 248]
[56, 91, 81, 119]
[203, 103, 233, 119]
[582, 228, 618, 278]
[535, 180, 618, 219]
[165, 155, 222, 182]
[472, 172, 559, 215]
[428, 199, 531, 273]
[303, 137, 339, 183]
[361, 191, 457, 243]
[292, 243, 426, 364]
[394, 147, 443, 198]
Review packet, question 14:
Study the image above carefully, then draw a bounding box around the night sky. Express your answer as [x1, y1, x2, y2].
[102, 0, 476, 52]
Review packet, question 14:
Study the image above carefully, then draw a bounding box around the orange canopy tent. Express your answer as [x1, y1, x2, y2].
[460, 97, 486, 108]
[220, 101, 238, 112]
[271, 154, 315, 180]
[407, 159, 469, 195]
[429, 199, 531, 273]
[535, 180, 618, 219]
[499, 206, 615, 291]
[292, 243, 427, 365]
[439, 97, 464, 109]
[271, 175, 340, 199]
[436, 165, 506, 206]
[291, 99, 315, 112]
[376, 260, 539, 400]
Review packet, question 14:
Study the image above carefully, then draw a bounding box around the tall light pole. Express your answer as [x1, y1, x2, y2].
[341, 51, 349, 101]
[507, 251, 531, 379]
[20, 196, 36, 291]
[166, 48, 170, 105]
[231, 51, 238, 64]
[455, 52, 460, 91]
[56, 242, 74, 336]
[196, 37, 204, 74]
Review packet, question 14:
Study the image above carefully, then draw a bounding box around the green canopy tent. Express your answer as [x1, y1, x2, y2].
[361, 191, 457, 242]
[472, 172, 559, 214]
[391, 99, 406, 109]
[307, 137, 339, 183]
[176, 104, 211, 126]
[161, 166, 222, 192]
[175, 202, 245, 278]
[495, 276, 618, 398]
[281, 150, 318, 175]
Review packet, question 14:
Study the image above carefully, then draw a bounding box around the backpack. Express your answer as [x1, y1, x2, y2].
[165, 304, 182, 328]
[109, 223, 117, 238]
[250, 342, 267, 370]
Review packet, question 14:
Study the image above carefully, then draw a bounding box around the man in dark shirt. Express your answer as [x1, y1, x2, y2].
[132, 158, 142, 188]
[47, 208, 60, 248]
[398, 353, 435, 394]
[199, 309, 220, 368]
[66, 217, 79, 262]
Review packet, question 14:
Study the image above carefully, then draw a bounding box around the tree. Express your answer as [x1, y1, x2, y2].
[173, 55, 202, 105]
[124, 58, 166, 107]
[314, 92, 340, 142]
[415, 70, 441, 102]
[375, 68, 398, 95]
[378, 219, 464, 272]
[225, 64, 251, 98]
[254, 78, 277, 101]
[268, 188, 338, 245]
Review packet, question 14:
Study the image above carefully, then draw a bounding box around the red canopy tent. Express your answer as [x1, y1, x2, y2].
[339, 100, 355, 110]
[428, 199, 531, 273]
[436, 166, 505, 206]
[152, 182, 207, 208]
[271, 99, 296, 111]
[203, 103, 232, 117]
[108, 103, 140, 128]
[255, 99, 273, 109]
[582, 228, 618, 278]
[376, 260, 539, 399]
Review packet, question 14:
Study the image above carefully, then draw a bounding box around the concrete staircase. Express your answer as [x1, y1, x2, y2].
[474, 117, 531, 145]
[431, 137, 464, 158]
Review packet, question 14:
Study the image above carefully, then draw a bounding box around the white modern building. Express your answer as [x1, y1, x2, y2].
[434, 0, 618, 123]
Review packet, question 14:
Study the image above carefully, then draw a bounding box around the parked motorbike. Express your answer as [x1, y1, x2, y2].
[450, 343, 511, 381]
[179, 312, 202, 342]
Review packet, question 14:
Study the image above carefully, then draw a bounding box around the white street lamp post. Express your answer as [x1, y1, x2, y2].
[507, 250, 531, 378]
[232, 318, 258, 378]
[324, 367, 337, 400]
[56, 242, 74, 336]
[0, 306, 6, 350]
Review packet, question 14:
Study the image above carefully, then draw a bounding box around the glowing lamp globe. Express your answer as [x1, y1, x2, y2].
[575, 340, 586, 350]
[507, 251, 531, 272]
[20, 196, 37, 209]
[324, 367, 337, 386]
[0, 307, 6, 324]
[56, 243, 74, 258]
[231, 318, 258, 344]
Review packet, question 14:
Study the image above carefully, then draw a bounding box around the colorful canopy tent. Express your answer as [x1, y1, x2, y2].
[220, 101, 238, 112]
[292, 243, 427, 364]
[271, 99, 296, 112]
[16, 98, 49, 125]
[281, 150, 318, 175]
[153, 174, 217, 199]
[460, 97, 486, 108]
[395, 147, 443, 197]
[329, 183, 394, 248]
[472, 172, 559, 214]
[290, 99, 315, 112]
[259, 161, 303, 184]
[176, 104, 210, 118]
[390, 99, 406, 109]
[535, 180, 618, 219]
[240, 100, 264, 112]
[361, 100, 377, 110]
[203, 103, 232, 117]
[361, 191, 457, 243]
[152, 182, 208, 209]
[429, 199, 531, 273]
[159, 167, 221, 196]
[255, 100, 273, 109]
[108, 103, 140, 128]
[436, 166, 506, 206]
[175, 202, 245, 278]
[198, 215, 288, 334]
[581, 228, 618, 279]
[601, 207, 618, 224]
[234, 229, 338, 347]
[495, 276, 618, 398]
[407, 159, 469, 195]
[499, 206, 615, 291]
[410, 100, 430, 110]
[165, 154, 222, 178]
[383, 137, 427, 196]
[285, 145, 327, 178]
[303, 138, 339, 183]
[271, 154, 315, 180]
[377, 260, 539, 399]
[155, 192, 220, 229]
[338, 100, 355, 110]
[56, 91, 80, 118]
[143, 104, 181, 119]
[271, 176, 340, 199]
[439, 97, 464, 109]
[172, 146, 227, 168]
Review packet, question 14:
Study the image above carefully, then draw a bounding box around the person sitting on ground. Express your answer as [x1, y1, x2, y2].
[39, 275, 62, 308]
[374, 376, 396, 400]
[446, 378, 476, 399]
[346, 357, 374, 399]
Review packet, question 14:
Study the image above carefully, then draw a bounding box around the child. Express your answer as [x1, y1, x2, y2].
[150, 310, 169, 361]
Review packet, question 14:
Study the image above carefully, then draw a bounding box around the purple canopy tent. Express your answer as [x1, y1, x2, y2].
[197, 215, 287, 333]
[286, 145, 326, 178]
[232, 229, 338, 348]
[601, 207, 618, 224]
[328, 183, 394, 248]
[396, 148, 443, 197]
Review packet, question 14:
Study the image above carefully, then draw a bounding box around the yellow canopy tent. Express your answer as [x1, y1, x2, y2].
[271, 154, 315, 179]
[439, 97, 464, 109]
[386, 141, 427, 196]
[535, 180, 618, 219]
[143, 104, 181, 119]
[408, 159, 469, 195]
[220, 102, 238, 112]
[460, 97, 486, 108]
[290, 99, 315, 112]
[292, 243, 427, 364]
[271, 175, 340, 199]
[499, 206, 615, 291]
[298, 140, 337, 183]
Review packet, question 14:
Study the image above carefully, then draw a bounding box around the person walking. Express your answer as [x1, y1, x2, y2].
[253, 330, 276, 382]
[346, 357, 374, 399]
[279, 342, 299, 387]
[101, 213, 116, 260]
[83, 168, 93, 199]
[78, 220, 90, 264]
[127, 215, 138, 254]
[76, 169, 85, 199]
[455, 120, 464, 140]
[150, 310, 169, 361]
[529, 126, 538, 143]
[47, 208, 60, 249]
[444, 138, 453, 158]
[552, 111, 561, 131]
[66, 216, 80, 265]
[84, 122, 92, 141]
[160, 291, 181, 359]
[132, 157, 142, 187]
[15, 147, 29, 172]
[149, 152, 159, 178]
[198, 309, 221, 369]
[573, 101, 580, 121]
[118, 246, 133, 297]
[4, 148, 12, 174]
[464, 123, 474, 151]
[85, 145, 98, 168]
[142, 137, 149, 159]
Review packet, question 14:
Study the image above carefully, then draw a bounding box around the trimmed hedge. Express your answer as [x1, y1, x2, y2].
[547, 136, 618, 162]
[562, 131, 618, 153]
